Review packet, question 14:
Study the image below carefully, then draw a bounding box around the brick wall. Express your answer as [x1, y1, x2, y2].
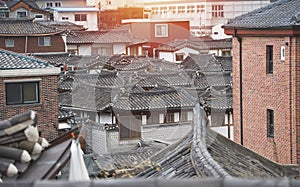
[0, 75, 59, 141]
[232, 36, 300, 164]
[0, 35, 65, 53]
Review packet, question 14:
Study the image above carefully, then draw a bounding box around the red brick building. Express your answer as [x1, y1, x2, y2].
[224, 0, 300, 166]
[122, 19, 190, 57]
[0, 18, 65, 53]
[0, 49, 61, 140]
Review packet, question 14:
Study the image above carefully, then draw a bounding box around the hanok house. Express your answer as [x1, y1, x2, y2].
[223, 0, 300, 167]
[5, 0, 50, 20]
[0, 18, 66, 53]
[156, 38, 232, 63]
[0, 49, 61, 140]
[64, 104, 298, 180]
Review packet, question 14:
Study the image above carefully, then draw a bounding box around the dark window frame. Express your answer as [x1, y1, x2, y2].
[266, 45, 273, 74]
[6, 82, 40, 105]
[38, 37, 51, 46]
[74, 14, 87, 21]
[267, 109, 274, 138]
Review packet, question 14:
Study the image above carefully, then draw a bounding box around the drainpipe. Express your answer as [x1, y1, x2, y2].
[234, 28, 243, 145]
[25, 36, 28, 53]
[288, 37, 293, 163]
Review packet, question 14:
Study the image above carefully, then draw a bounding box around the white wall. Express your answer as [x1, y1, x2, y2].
[52, 11, 98, 31]
[78, 44, 92, 55]
[211, 24, 232, 40]
[113, 43, 126, 54]
[100, 113, 113, 124]
[142, 123, 192, 142]
[159, 52, 174, 62]
[210, 126, 234, 141]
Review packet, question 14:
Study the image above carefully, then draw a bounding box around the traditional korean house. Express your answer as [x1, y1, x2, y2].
[5, 0, 50, 20]
[0, 18, 66, 53]
[156, 38, 232, 63]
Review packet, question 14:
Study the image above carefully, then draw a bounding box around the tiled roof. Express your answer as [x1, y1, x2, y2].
[113, 88, 197, 111]
[94, 26, 146, 44]
[156, 38, 232, 51]
[225, 0, 300, 29]
[0, 111, 71, 181]
[31, 53, 80, 67]
[37, 21, 86, 31]
[0, 49, 53, 70]
[0, 18, 61, 35]
[135, 104, 298, 179]
[58, 108, 75, 120]
[6, 0, 41, 10]
[67, 31, 106, 44]
[182, 54, 228, 72]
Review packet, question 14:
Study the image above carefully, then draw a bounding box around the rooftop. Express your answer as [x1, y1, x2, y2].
[225, 0, 300, 29]
[0, 49, 53, 70]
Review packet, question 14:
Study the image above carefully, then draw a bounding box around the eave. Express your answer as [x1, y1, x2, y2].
[0, 31, 64, 37]
[224, 26, 300, 37]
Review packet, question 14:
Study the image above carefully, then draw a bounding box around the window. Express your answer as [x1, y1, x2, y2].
[180, 111, 187, 121]
[155, 24, 168, 37]
[267, 109, 274, 138]
[75, 14, 87, 21]
[35, 14, 43, 19]
[6, 82, 39, 105]
[196, 5, 205, 13]
[17, 11, 27, 18]
[46, 2, 53, 7]
[266, 45, 273, 74]
[166, 113, 174, 123]
[281, 46, 285, 60]
[62, 17, 69, 20]
[38, 37, 51, 46]
[212, 5, 224, 17]
[178, 6, 185, 13]
[55, 2, 61, 7]
[5, 39, 14, 47]
[187, 5, 195, 13]
[175, 53, 184, 61]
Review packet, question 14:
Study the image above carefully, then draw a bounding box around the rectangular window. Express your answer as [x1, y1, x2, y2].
[166, 113, 174, 123]
[266, 45, 273, 74]
[17, 11, 27, 18]
[35, 14, 43, 19]
[75, 14, 87, 21]
[212, 5, 224, 17]
[62, 17, 69, 20]
[5, 39, 14, 47]
[6, 82, 39, 105]
[281, 46, 285, 60]
[142, 115, 147, 125]
[155, 24, 168, 37]
[159, 113, 164, 124]
[267, 109, 274, 138]
[55, 2, 61, 7]
[38, 37, 51, 46]
[175, 53, 184, 61]
[46, 2, 53, 7]
[180, 111, 187, 121]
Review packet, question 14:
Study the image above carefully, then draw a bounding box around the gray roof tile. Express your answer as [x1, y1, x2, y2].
[0, 18, 61, 35]
[225, 0, 300, 29]
[0, 49, 53, 70]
